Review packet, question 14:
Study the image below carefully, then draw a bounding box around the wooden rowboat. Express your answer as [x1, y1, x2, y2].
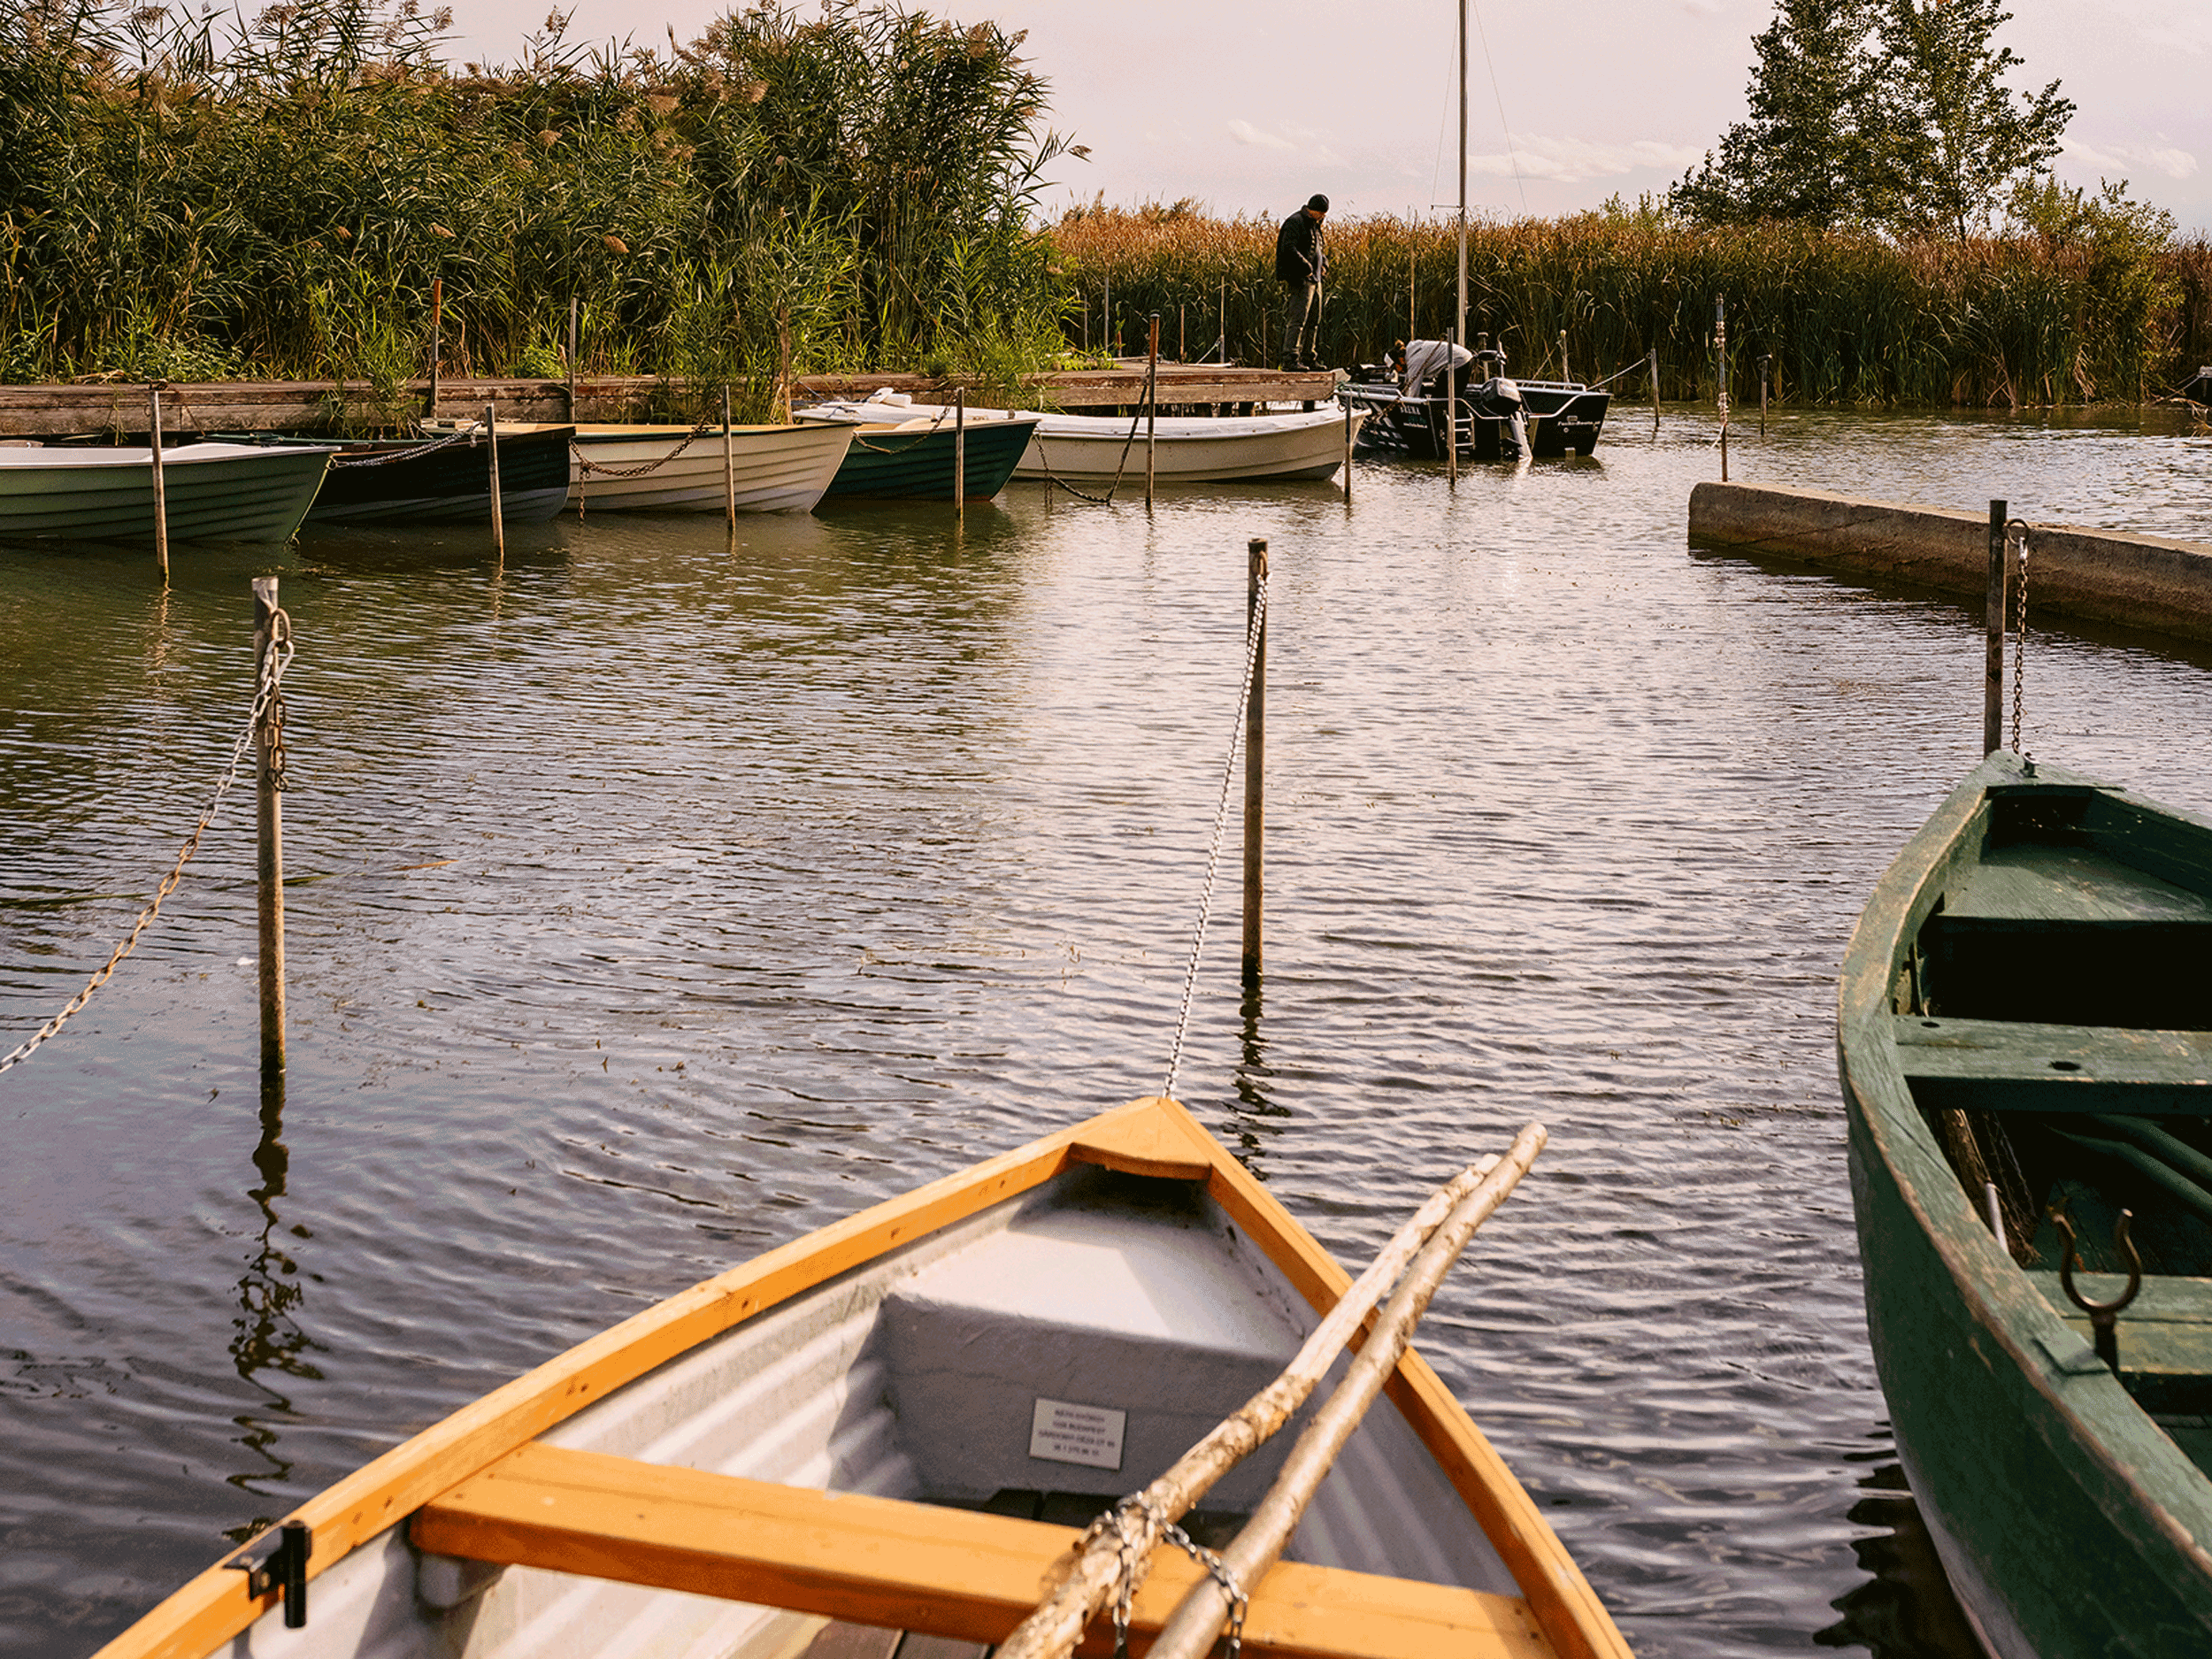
[305, 423, 574, 526]
[0, 442, 334, 545]
[863, 397, 1363, 486]
[96, 1094, 1630, 1659]
[1839, 749, 2212, 1657]
[567, 422, 856, 514]
[793, 400, 1041, 500]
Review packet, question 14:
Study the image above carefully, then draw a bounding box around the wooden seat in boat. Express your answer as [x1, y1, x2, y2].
[1891, 1018, 2212, 1114]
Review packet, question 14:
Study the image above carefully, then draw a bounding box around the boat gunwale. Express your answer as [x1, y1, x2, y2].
[1836, 750, 2212, 1598]
[93, 1094, 1628, 1659]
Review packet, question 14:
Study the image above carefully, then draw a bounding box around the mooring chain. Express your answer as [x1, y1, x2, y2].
[1161, 572, 1268, 1101]
[572, 419, 718, 480]
[2008, 518, 2031, 753]
[328, 429, 472, 470]
[1097, 1494, 1251, 1659]
[1038, 359, 1157, 505]
[0, 625, 296, 1075]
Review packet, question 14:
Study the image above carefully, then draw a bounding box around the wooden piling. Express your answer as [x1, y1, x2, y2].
[1342, 397, 1354, 503]
[722, 386, 736, 527]
[253, 577, 287, 1076]
[1179, 304, 1186, 364]
[955, 387, 966, 523]
[1444, 328, 1458, 490]
[485, 401, 504, 557]
[1715, 297, 1729, 483]
[1559, 330, 1570, 385]
[148, 382, 169, 581]
[1243, 538, 1267, 987]
[1650, 348, 1660, 433]
[1218, 278, 1227, 365]
[566, 296, 580, 420]
[427, 277, 443, 418]
[1760, 354, 1770, 437]
[1985, 499, 2008, 755]
[1146, 314, 1160, 508]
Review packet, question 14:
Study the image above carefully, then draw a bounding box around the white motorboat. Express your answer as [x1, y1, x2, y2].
[567, 423, 856, 514]
[843, 392, 1363, 486]
[0, 442, 334, 544]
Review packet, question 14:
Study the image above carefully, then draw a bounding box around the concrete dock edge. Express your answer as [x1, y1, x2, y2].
[1688, 481, 2212, 646]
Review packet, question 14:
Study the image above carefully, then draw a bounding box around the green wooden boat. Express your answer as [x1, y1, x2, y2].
[1839, 749, 2212, 1658]
[0, 442, 334, 544]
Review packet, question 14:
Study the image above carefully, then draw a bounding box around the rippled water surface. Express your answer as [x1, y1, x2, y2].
[4, 406, 2211, 1658]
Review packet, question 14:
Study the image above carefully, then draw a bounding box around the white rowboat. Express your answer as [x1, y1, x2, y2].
[95, 1095, 1631, 1659]
[567, 423, 856, 513]
[862, 396, 1363, 485]
[0, 442, 334, 544]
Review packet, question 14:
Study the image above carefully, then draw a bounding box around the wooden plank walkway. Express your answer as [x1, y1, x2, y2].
[0, 364, 1339, 438]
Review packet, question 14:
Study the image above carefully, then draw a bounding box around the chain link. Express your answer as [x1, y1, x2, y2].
[1162, 573, 1267, 1100]
[572, 419, 718, 480]
[1035, 362, 1156, 505]
[1097, 1494, 1250, 1659]
[328, 429, 473, 470]
[0, 621, 296, 1074]
[2008, 518, 2030, 754]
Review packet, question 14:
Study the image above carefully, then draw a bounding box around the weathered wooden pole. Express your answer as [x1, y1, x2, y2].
[485, 402, 504, 557]
[426, 276, 443, 419]
[1444, 328, 1458, 490]
[1179, 303, 1186, 363]
[1985, 500, 2008, 755]
[566, 296, 580, 420]
[148, 382, 170, 581]
[1218, 277, 1227, 364]
[1650, 347, 1661, 433]
[955, 387, 967, 524]
[1559, 329, 1570, 385]
[722, 386, 737, 527]
[1760, 353, 1771, 436]
[253, 577, 287, 1076]
[1715, 296, 1729, 483]
[1103, 275, 1112, 355]
[1242, 538, 1267, 987]
[1342, 396, 1354, 503]
[1146, 313, 1160, 508]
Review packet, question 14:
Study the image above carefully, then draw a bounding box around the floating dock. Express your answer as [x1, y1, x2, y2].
[1689, 481, 2212, 646]
[0, 365, 1340, 440]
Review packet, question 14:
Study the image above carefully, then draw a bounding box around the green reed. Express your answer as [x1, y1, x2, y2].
[1051, 202, 2212, 406]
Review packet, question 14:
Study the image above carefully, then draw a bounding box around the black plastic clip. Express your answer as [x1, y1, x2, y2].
[227, 1518, 311, 1629]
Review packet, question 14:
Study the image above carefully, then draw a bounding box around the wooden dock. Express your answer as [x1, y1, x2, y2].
[0, 364, 1340, 439]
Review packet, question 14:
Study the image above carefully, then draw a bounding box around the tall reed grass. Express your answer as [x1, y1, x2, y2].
[1052, 200, 2212, 405]
[0, 0, 1071, 419]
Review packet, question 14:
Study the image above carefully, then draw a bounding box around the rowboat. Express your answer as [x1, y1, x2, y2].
[305, 423, 573, 526]
[0, 442, 333, 544]
[568, 423, 856, 513]
[876, 397, 1363, 486]
[1839, 748, 2212, 1656]
[793, 398, 1041, 499]
[95, 1094, 1631, 1659]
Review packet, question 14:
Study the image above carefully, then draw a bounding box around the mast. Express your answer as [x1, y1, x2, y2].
[1455, 0, 1467, 351]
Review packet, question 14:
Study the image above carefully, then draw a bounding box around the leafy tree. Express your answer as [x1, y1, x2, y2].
[1671, 0, 1878, 229]
[1672, 0, 2071, 237]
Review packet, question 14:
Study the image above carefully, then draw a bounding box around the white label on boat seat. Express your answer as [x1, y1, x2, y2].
[1029, 1397, 1125, 1470]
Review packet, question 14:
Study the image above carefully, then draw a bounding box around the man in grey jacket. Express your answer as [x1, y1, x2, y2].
[1274, 194, 1328, 371]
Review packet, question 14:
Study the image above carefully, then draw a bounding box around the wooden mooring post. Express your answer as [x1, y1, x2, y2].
[1650, 348, 1660, 434]
[1984, 499, 2008, 755]
[1342, 398, 1354, 503]
[1444, 328, 1458, 490]
[427, 276, 443, 419]
[566, 296, 580, 420]
[1716, 296, 1729, 483]
[722, 387, 737, 527]
[955, 388, 967, 524]
[148, 382, 170, 582]
[1243, 538, 1267, 987]
[1760, 354, 1771, 437]
[253, 578, 287, 1076]
[485, 402, 504, 557]
[1146, 314, 1160, 508]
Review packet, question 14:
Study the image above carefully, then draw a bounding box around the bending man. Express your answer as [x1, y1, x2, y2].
[1274, 194, 1329, 371]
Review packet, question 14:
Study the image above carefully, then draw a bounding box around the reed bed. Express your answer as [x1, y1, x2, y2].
[1053, 203, 2212, 406]
[0, 0, 1070, 421]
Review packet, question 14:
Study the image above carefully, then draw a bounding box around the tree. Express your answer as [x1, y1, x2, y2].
[1671, 0, 2072, 237]
[1868, 0, 2073, 238]
[1671, 0, 1879, 228]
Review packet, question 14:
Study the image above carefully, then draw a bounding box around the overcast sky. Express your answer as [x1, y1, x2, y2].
[449, 0, 2211, 232]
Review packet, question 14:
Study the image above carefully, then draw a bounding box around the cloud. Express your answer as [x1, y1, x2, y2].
[1227, 119, 1296, 151]
[1463, 135, 1705, 185]
[2062, 138, 2200, 181]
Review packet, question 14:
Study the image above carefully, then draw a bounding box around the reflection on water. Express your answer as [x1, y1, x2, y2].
[4, 408, 2211, 1657]
[1817, 1459, 1983, 1659]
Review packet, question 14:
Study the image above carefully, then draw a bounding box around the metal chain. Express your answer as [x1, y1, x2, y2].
[1162, 573, 1267, 1100]
[1037, 362, 1156, 505]
[2008, 518, 2030, 753]
[1099, 1494, 1250, 1659]
[1, 622, 296, 1073]
[572, 419, 718, 480]
[328, 429, 472, 470]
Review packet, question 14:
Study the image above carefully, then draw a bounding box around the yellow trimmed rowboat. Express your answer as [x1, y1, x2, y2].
[95, 1095, 1631, 1659]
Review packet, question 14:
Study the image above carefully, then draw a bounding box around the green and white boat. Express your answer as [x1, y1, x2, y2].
[0, 441, 334, 544]
[1839, 749, 2212, 1658]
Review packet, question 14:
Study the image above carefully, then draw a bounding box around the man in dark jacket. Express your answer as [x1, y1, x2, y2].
[1274, 194, 1328, 370]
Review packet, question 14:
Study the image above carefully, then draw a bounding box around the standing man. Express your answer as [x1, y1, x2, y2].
[1274, 194, 1328, 371]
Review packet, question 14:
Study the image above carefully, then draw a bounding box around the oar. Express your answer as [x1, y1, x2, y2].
[996, 1122, 1546, 1659]
[1141, 1120, 1548, 1659]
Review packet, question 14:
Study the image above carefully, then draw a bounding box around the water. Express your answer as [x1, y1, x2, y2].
[4, 406, 2210, 1659]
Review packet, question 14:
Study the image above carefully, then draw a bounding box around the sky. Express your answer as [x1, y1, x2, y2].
[445, 0, 2212, 233]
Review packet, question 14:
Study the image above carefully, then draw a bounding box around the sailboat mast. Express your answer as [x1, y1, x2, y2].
[1455, 0, 1468, 351]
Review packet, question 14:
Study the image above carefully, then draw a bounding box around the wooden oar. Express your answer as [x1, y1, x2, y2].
[996, 1123, 1546, 1659]
[1141, 1121, 1548, 1659]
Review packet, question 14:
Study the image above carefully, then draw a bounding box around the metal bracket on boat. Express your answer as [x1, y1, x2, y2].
[227, 1518, 310, 1628]
[2053, 1204, 2143, 1374]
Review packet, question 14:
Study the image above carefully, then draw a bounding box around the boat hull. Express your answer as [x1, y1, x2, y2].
[816, 418, 1037, 500]
[1011, 406, 1360, 483]
[0, 443, 334, 544]
[1839, 752, 2212, 1659]
[568, 424, 855, 513]
[307, 425, 573, 526]
[1347, 380, 1607, 462]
